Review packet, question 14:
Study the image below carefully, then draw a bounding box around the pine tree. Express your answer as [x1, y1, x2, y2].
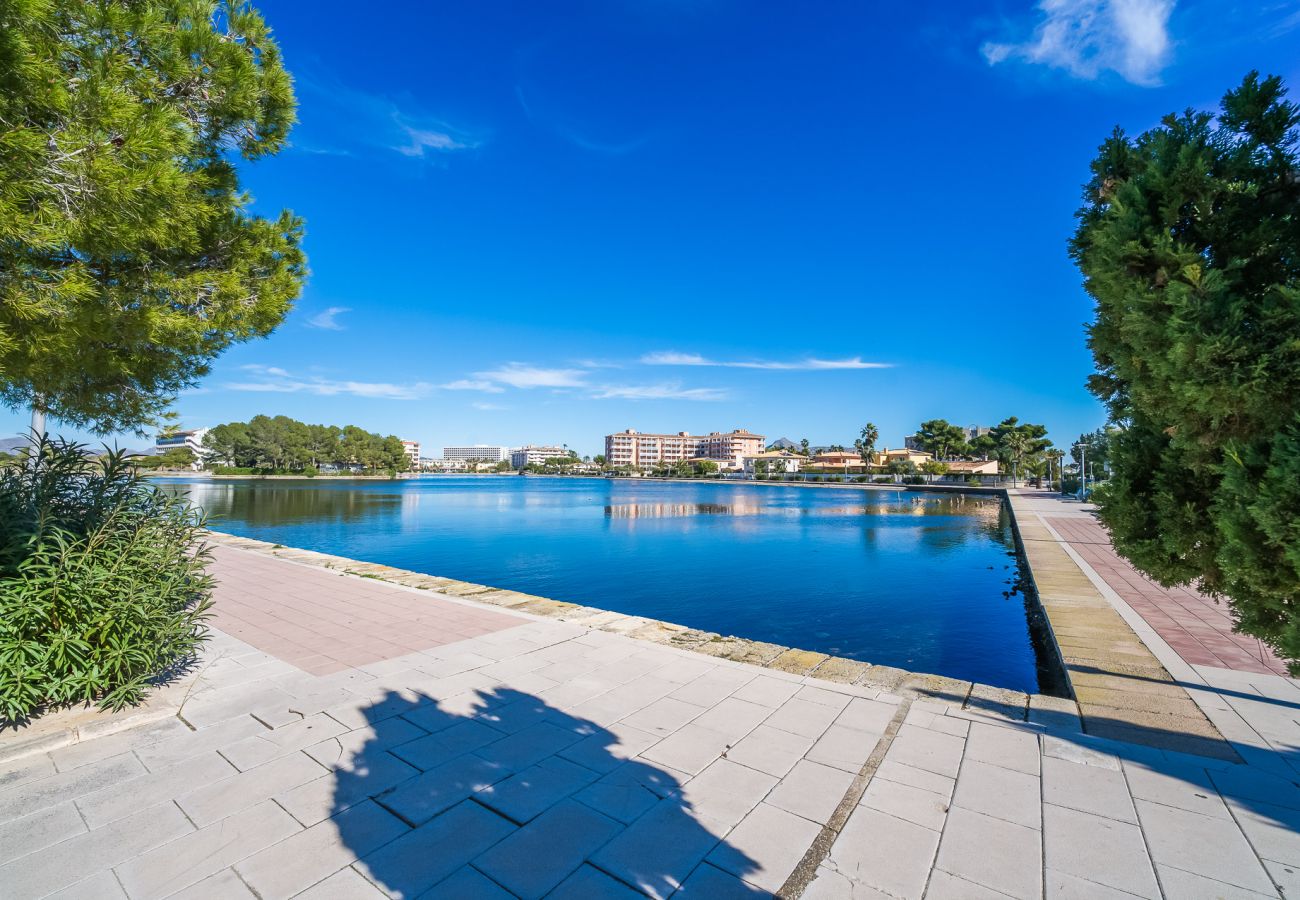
[1073, 72, 1300, 669]
[0, 0, 305, 433]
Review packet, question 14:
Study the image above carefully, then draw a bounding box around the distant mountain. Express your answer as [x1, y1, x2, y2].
[0, 437, 28, 453]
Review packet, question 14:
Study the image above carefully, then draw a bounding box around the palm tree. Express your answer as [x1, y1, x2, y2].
[1000, 432, 1032, 487]
[855, 422, 879, 468]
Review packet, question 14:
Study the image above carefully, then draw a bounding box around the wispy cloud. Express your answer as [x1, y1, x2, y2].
[472, 402, 508, 411]
[294, 73, 481, 161]
[473, 363, 590, 389]
[591, 383, 730, 401]
[440, 379, 505, 393]
[981, 0, 1176, 86]
[306, 306, 351, 331]
[229, 365, 431, 401]
[640, 351, 892, 370]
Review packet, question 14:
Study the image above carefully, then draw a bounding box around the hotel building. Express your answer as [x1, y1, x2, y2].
[510, 445, 568, 468]
[604, 429, 765, 469]
[154, 428, 209, 470]
[400, 440, 421, 469]
[442, 445, 510, 463]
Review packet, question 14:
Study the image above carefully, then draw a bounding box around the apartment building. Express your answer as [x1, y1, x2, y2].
[442, 445, 509, 462]
[401, 440, 421, 469]
[511, 445, 568, 468]
[604, 429, 765, 469]
[154, 428, 209, 470]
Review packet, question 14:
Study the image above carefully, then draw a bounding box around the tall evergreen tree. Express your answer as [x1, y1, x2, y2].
[0, 0, 305, 433]
[1073, 72, 1300, 668]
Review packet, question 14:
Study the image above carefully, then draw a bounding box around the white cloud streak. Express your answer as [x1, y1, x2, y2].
[306, 306, 351, 330]
[473, 363, 590, 389]
[440, 379, 505, 393]
[591, 383, 730, 401]
[640, 351, 892, 370]
[229, 365, 431, 401]
[981, 0, 1175, 86]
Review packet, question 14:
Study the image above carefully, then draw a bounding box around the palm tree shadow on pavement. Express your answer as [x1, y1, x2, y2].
[330, 687, 769, 898]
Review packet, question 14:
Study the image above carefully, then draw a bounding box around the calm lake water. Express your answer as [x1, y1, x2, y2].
[159, 476, 1046, 692]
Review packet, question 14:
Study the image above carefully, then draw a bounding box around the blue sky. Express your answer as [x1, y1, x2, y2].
[16, 0, 1300, 456]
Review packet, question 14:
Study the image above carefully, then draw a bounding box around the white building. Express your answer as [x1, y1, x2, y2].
[511, 445, 569, 468]
[742, 450, 805, 474]
[442, 445, 509, 463]
[154, 428, 209, 470]
[401, 440, 421, 469]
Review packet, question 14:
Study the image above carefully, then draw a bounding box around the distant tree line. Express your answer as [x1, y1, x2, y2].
[204, 415, 409, 473]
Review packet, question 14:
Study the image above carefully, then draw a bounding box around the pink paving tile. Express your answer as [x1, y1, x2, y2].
[1043, 515, 1288, 676]
[206, 544, 526, 672]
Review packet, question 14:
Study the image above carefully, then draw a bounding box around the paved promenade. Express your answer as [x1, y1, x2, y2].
[2, 493, 1299, 898]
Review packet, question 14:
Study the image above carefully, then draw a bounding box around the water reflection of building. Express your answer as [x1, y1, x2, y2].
[605, 500, 764, 519]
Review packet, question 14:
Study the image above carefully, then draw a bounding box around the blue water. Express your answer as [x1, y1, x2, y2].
[159, 476, 1043, 692]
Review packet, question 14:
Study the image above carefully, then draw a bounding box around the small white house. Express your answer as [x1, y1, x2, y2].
[742, 450, 804, 474]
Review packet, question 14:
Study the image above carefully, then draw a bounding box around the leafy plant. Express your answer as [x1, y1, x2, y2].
[0, 438, 212, 724]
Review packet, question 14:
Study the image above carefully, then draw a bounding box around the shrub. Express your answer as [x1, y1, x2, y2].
[0, 439, 213, 723]
[903, 475, 926, 485]
[873, 476, 892, 484]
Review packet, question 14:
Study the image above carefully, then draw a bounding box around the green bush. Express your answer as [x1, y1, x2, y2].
[873, 476, 892, 484]
[0, 439, 213, 723]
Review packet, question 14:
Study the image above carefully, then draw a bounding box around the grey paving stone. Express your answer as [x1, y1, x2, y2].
[927, 869, 1025, 899]
[1044, 869, 1144, 899]
[1121, 760, 1231, 820]
[114, 799, 301, 900]
[475, 719, 585, 771]
[860, 776, 949, 832]
[235, 800, 408, 899]
[707, 801, 821, 892]
[0, 801, 86, 866]
[1228, 798, 1300, 868]
[304, 716, 429, 768]
[76, 749, 236, 828]
[1041, 735, 1120, 771]
[388, 719, 505, 771]
[670, 670, 754, 708]
[424, 865, 515, 898]
[135, 714, 267, 771]
[0, 752, 55, 791]
[964, 722, 1041, 776]
[575, 766, 669, 824]
[475, 754, 599, 823]
[694, 697, 777, 740]
[355, 799, 514, 897]
[623, 697, 708, 736]
[0, 751, 145, 822]
[805, 724, 880, 773]
[178, 750, 326, 826]
[558, 722, 660, 774]
[801, 864, 892, 899]
[763, 698, 841, 739]
[472, 799, 622, 898]
[935, 806, 1041, 899]
[952, 758, 1041, 829]
[0, 800, 191, 897]
[825, 806, 939, 900]
[639, 723, 735, 776]
[1154, 865, 1278, 899]
[676, 861, 771, 897]
[1041, 756, 1136, 824]
[590, 796, 726, 899]
[722, 724, 815, 777]
[886, 724, 965, 779]
[1136, 799, 1278, 894]
[729, 675, 802, 709]
[1263, 859, 1300, 899]
[221, 712, 350, 770]
[46, 869, 130, 899]
[679, 759, 778, 827]
[1043, 804, 1159, 898]
[294, 865, 388, 899]
[548, 863, 646, 898]
[797, 685, 853, 710]
[167, 867, 257, 899]
[769, 758, 855, 825]
[48, 717, 190, 773]
[276, 749, 419, 826]
[375, 753, 512, 826]
[1210, 765, 1300, 811]
[835, 697, 898, 733]
[874, 759, 955, 800]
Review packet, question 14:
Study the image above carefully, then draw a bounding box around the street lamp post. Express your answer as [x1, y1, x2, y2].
[1072, 442, 1088, 500]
